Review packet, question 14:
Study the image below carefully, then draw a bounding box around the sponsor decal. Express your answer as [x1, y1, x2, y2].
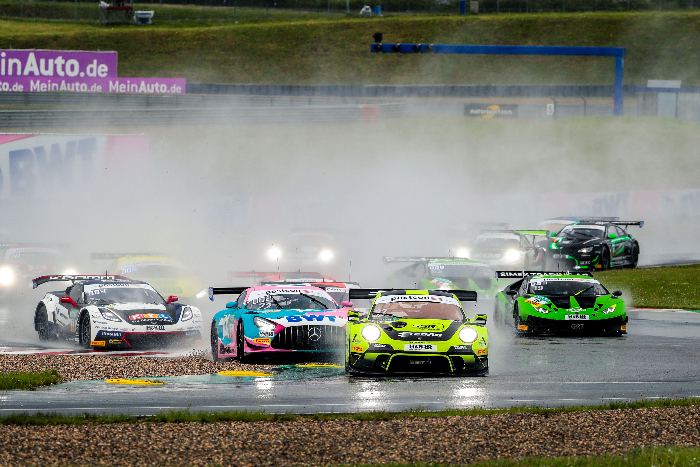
[464, 103, 518, 118]
[352, 345, 364, 352]
[145, 325, 166, 331]
[108, 339, 123, 344]
[571, 323, 585, 330]
[525, 295, 550, 307]
[476, 349, 487, 355]
[601, 304, 617, 314]
[518, 324, 528, 331]
[621, 325, 627, 331]
[129, 314, 172, 321]
[404, 343, 437, 352]
[565, 314, 590, 321]
[96, 331, 123, 338]
[285, 314, 337, 323]
[90, 340, 105, 346]
[397, 332, 442, 338]
[452, 345, 471, 350]
[414, 324, 440, 330]
[253, 338, 271, 344]
[259, 331, 275, 338]
[307, 327, 322, 342]
[375, 295, 460, 306]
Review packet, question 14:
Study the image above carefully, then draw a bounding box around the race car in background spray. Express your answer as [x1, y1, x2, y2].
[0, 243, 76, 300]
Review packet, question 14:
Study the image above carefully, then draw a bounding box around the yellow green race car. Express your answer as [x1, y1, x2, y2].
[345, 289, 488, 376]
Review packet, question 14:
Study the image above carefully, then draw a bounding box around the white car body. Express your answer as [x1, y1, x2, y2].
[33, 275, 202, 348]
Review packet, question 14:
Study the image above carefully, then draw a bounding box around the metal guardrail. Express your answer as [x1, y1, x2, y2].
[0, 103, 405, 127]
[187, 83, 643, 98]
[0, 92, 396, 109]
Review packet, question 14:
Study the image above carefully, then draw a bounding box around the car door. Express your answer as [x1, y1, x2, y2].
[609, 225, 628, 265]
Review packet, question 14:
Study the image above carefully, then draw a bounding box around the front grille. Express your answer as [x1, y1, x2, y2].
[122, 331, 185, 348]
[387, 355, 452, 373]
[271, 325, 344, 351]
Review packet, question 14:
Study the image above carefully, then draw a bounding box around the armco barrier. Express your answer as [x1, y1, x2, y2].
[0, 103, 405, 128]
[186, 83, 642, 98]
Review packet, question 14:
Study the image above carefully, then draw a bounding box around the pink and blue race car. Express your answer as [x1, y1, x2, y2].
[208, 284, 352, 362]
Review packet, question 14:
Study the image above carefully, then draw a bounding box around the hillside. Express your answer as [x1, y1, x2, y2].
[0, 11, 699, 84]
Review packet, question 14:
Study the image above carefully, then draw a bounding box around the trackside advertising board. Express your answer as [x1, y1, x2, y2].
[0, 133, 149, 198]
[0, 49, 185, 94]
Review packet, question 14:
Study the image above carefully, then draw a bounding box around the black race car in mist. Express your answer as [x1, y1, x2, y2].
[546, 220, 643, 271]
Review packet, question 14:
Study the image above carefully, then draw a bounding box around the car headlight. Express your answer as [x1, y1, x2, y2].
[455, 248, 470, 259]
[601, 305, 617, 314]
[361, 324, 381, 342]
[267, 246, 282, 261]
[504, 249, 522, 263]
[578, 247, 594, 253]
[254, 316, 277, 332]
[181, 307, 193, 321]
[62, 269, 77, 276]
[0, 267, 14, 286]
[458, 327, 478, 343]
[99, 308, 122, 322]
[318, 249, 334, 262]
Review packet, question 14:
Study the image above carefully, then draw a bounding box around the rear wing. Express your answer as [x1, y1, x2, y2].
[479, 230, 551, 237]
[91, 253, 163, 260]
[348, 289, 477, 302]
[0, 242, 71, 251]
[33, 274, 131, 289]
[229, 271, 333, 282]
[208, 287, 248, 301]
[550, 216, 620, 222]
[578, 220, 644, 228]
[495, 271, 593, 279]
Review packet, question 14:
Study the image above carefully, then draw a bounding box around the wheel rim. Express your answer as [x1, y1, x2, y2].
[81, 316, 90, 344]
[37, 310, 48, 339]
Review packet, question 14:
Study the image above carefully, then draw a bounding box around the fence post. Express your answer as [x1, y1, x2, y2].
[613, 56, 624, 116]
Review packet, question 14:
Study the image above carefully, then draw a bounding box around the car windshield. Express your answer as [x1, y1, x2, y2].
[527, 279, 608, 296]
[245, 293, 336, 310]
[474, 236, 520, 249]
[85, 284, 165, 305]
[120, 265, 184, 279]
[427, 263, 494, 279]
[557, 225, 605, 239]
[371, 301, 465, 321]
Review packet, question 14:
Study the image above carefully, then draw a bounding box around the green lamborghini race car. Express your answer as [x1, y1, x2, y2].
[345, 289, 489, 376]
[494, 271, 627, 336]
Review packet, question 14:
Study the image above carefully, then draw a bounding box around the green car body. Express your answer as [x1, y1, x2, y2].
[346, 289, 489, 376]
[384, 256, 502, 304]
[494, 272, 627, 336]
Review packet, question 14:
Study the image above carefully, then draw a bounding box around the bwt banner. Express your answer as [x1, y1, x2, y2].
[0, 133, 149, 198]
[0, 49, 185, 94]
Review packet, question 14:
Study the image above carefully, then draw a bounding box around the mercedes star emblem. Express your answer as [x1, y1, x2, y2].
[308, 326, 322, 342]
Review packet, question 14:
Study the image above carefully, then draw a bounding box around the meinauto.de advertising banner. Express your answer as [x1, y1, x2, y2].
[0, 49, 185, 94]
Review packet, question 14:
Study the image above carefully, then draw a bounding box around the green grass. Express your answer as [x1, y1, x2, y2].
[0, 369, 63, 390]
[0, 11, 698, 84]
[344, 446, 700, 466]
[1, 396, 699, 425]
[595, 264, 700, 309]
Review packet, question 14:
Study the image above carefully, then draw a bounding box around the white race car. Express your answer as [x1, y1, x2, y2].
[32, 275, 202, 349]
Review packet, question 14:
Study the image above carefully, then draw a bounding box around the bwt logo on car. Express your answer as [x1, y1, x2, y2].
[0, 137, 97, 196]
[285, 314, 337, 323]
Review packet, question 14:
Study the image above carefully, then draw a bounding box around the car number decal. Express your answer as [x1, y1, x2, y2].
[565, 315, 590, 320]
[404, 344, 437, 352]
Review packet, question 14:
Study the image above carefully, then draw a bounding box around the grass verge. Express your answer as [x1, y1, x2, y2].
[595, 264, 700, 310]
[0, 369, 63, 390]
[343, 446, 700, 466]
[0, 12, 699, 84]
[1, 396, 699, 426]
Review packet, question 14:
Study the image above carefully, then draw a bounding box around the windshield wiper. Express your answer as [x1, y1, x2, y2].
[299, 292, 330, 309]
[575, 285, 596, 296]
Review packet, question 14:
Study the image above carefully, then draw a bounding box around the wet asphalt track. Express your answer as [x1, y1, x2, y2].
[2, 308, 700, 415]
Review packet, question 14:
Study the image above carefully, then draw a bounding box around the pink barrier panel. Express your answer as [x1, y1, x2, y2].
[0, 50, 118, 80]
[5, 77, 186, 94]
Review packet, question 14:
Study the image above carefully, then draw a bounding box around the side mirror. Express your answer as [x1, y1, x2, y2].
[505, 290, 517, 297]
[474, 313, 487, 325]
[347, 310, 360, 321]
[226, 301, 238, 309]
[612, 291, 623, 298]
[342, 300, 353, 308]
[166, 295, 178, 304]
[60, 296, 78, 308]
[608, 233, 617, 239]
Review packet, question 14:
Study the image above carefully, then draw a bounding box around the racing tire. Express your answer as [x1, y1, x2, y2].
[78, 313, 92, 349]
[35, 305, 52, 341]
[211, 320, 221, 363]
[600, 248, 611, 271]
[236, 320, 248, 363]
[629, 245, 639, 269]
